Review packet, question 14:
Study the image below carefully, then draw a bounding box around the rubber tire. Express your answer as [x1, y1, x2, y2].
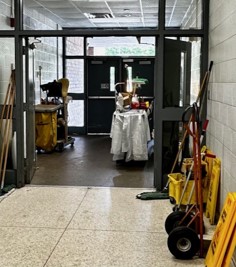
[58, 142, 64, 152]
[169, 196, 176, 205]
[173, 205, 179, 212]
[165, 211, 194, 234]
[167, 226, 200, 259]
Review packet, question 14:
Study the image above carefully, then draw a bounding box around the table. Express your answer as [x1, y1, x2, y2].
[110, 109, 151, 161]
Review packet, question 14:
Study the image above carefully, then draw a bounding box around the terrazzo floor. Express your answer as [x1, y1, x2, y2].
[0, 186, 206, 267]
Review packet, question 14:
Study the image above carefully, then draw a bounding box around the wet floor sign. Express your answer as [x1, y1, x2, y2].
[205, 158, 221, 224]
[205, 192, 236, 267]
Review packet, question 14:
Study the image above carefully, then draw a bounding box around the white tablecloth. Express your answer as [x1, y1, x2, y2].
[110, 109, 151, 161]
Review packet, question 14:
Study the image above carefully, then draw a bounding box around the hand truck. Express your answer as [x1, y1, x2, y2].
[166, 102, 205, 259]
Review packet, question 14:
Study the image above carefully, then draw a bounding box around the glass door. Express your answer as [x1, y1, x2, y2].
[87, 58, 120, 134]
[155, 38, 192, 190]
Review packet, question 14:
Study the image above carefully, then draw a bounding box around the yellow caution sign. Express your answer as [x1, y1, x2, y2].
[203, 148, 215, 188]
[221, 225, 236, 267]
[205, 192, 236, 267]
[205, 158, 221, 224]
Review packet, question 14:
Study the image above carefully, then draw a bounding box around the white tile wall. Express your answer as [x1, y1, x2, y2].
[233, 131, 236, 155]
[209, 0, 236, 216]
[209, 0, 222, 17]
[210, 12, 236, 50]
[228, 105, 236, 131]
[223, 126, 233, 151]
[209, 0, 236, 31]
[0, 3, 63, 104]
[0, 0, 12, 30]
[0, 38, 14, 104]
[0, 0, 13, 103]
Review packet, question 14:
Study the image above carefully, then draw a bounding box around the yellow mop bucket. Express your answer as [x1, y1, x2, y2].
[168, 172, 209, 205]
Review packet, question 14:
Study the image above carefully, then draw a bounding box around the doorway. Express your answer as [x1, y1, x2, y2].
[30, 36, 157, 188]
[87, 57, 155, 134]
[3, 1, 208, 190]
[30, 37, 193, 189]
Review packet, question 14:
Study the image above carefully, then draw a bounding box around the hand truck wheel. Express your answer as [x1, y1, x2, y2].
[169, 196, 176, 205]
[58, 142, 64, 152]
[165, 211, 194, 234]
[167, 226, 200, 259]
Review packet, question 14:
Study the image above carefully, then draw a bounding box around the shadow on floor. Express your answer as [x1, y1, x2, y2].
[31, 136, 154, 188]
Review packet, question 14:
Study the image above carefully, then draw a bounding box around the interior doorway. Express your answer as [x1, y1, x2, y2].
[31, 36, 157, 187]
[1, 1, 208, 190]
[30, 36, 195, 189]
[87, 57, 155, 134]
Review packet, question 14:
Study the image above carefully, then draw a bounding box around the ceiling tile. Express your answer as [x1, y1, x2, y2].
[22, 0, 196, 29]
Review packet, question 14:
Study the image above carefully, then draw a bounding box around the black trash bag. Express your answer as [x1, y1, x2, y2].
[40, 80, 62, 97]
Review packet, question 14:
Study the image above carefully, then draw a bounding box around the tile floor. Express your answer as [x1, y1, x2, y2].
[0, 186, 206, 267]
[31, 136, 154, 188]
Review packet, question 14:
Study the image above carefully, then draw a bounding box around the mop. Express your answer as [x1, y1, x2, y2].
[136, 61, 213, 200]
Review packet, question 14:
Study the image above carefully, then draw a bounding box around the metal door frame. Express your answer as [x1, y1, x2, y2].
[0, 0, 209, 189]
[25, 37, 37, 183]
[63, 37, 87, 135]
[155, 38, 192, 190]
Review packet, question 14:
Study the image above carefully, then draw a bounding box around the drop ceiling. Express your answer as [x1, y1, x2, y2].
[23, 0, 195, 29]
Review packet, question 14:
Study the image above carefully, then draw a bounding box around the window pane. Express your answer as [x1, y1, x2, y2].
[179, 51, 186, 107]
[165, 0, 202, 29]
[66, 37, 84, 56]
[126, 66, 133, 93]
[68, 100, 84, 127]
[65, 59, 84, 94]
[110, 67, 115, 92]
[23, 1, 60, 30]
[0, 2, 14, 30]
[164, 38, 191, 108]
[0, 38, 15, 104]
[86, 37, 155, 56]
[181, 37, 201, 104]
[162, 121, 186, 175]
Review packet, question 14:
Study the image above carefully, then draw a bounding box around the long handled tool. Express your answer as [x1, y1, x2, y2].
[0, 70, 16, 190]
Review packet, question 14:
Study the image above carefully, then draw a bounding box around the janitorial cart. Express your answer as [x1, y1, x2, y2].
[35, 78, 75, 152]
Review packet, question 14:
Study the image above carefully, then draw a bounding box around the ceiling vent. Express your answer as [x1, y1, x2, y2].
[84, 13, 113, 19]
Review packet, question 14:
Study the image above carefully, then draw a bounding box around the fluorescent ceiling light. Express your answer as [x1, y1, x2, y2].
[88, 17, 142, 22]
[72, 0, 137, 2]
